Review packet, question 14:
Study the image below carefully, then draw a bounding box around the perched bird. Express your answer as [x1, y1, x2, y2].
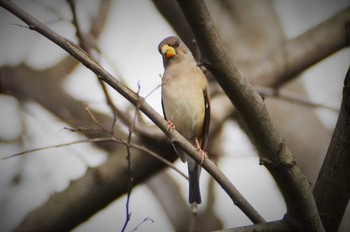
[158, 36, 210, 204]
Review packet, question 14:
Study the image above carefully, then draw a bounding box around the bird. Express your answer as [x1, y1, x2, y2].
[158, 36, 210, 204]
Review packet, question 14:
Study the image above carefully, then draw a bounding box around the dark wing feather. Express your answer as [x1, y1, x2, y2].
[201, 88, 210, 149]
[161, 98, 167, 121]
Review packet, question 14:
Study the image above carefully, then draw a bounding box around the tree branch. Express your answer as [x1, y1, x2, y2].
[177, 0, 324, 231]
[313, 66, 350, 231]
[247, 7, 350, 87]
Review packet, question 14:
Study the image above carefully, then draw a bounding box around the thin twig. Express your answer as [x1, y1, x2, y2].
[83, 103, 104, 129]
[121, 83, 142, 232]
[0, 137, 108, 160]
[82, 103, 189, 178]
[67, 0, 85, 50]
[0, 135, 187, 179]
[67, 0, 129, 128]
[33, 0, 69, 25]
[129, 217, 155, 232]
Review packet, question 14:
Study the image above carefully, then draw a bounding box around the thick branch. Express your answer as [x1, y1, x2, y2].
[248, 7, 350, 87]
[313, 66, 350, 231]
[0, 0, 265, 228]
[177, 0, 324, 231]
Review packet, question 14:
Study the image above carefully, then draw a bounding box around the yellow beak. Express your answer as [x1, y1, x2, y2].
[161, 45, 176, 58]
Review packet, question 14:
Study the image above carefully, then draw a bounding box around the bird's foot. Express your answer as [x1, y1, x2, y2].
[166, 120, 175, 132]
[195, 139, 207, 165]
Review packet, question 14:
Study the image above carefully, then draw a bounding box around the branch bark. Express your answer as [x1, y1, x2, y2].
[177, 0, 324, 231]
[313, 66, 350, 232]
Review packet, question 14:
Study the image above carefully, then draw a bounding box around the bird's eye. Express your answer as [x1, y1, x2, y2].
[173, 42, 179, 47]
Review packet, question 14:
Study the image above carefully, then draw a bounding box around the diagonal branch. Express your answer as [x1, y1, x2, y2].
[248, 7, 350, 87]
[176, 0, 324, 231]
[313, 66, 350, 231]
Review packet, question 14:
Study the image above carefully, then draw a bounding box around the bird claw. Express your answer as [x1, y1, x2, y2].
[195, 139, 207, 165]
[166, 120, 175, 132]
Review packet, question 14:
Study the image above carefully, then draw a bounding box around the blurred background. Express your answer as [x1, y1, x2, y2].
[0, 0, 349, 231]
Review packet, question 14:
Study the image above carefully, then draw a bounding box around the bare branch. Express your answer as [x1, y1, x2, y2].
[247, 7, 350, 87]
[0, 137, 107, 160]
[313, 66, 350, 231]
[0, 134, 186, 178]
[67, 0, 131, 128]
[129, 217, 155, 232]
[121, 83, 142, 232]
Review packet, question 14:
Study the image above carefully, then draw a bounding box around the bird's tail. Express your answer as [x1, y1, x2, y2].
[188, 157, 202, 204]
